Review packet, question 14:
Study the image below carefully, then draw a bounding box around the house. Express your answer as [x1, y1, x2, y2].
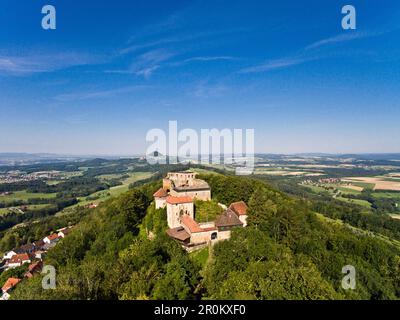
[215, 208, 244, 240]
[3, 250, 17, 261]
[15, 243, 36, 255]
[2, 277, 21, 294]
[24, 261, 43, 278]
[43, 233, 60, 244]
[6, 253, 31, 268]
[228, 201, 249, 227]
[33, 239, 45, 250]
[33, 250, 46, 260]
[153, 187, 168, 209]
[58, 227, 73, 238]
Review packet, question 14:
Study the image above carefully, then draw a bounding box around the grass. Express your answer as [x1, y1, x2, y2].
[71, 171, 154, 208]
[194, 200, 223, 223]
[337, 186, 362, 195]
[337, 197, 372, 208]
[189, 247, 209, 269]
[0, 190, 57, 204]
[348, 181, 375, 189]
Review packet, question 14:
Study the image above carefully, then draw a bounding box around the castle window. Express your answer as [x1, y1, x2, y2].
[211, 232, 217, 240]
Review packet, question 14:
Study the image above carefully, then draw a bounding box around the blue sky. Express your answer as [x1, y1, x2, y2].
[0, 0, 399, 155]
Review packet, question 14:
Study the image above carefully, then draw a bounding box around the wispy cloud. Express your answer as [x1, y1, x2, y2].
[239, 57, 312, 74]
[106, 48, 177, 78]
[238, 29, 385, 74]
[305, 31, 380, 51]
[54, 85, 149, 102]
[0, 52, 100, 75]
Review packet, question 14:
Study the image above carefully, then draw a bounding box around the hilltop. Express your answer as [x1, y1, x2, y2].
[7, 170, 400, 300]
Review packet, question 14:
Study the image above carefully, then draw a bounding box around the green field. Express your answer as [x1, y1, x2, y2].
[337, 186, 363, 195]
[0, 190, 57, 204]
[74, 172, 154, 207]
[337, 197, 372, 208]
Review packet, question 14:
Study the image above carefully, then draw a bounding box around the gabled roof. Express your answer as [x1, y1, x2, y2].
[153, 187, 168, 198]
[229, 201, 248, 216]
[167, 227, 191, 242]
[180, 215, 216, 233]
[166, 196, 193, 205]
[46, 233, 59, 241]
[15, 243, 36, 254]
[2, 278, 21, 293]
[215, 209, 243, 228]
[180, 215, 202, 233]
[8, 253, 30, 264]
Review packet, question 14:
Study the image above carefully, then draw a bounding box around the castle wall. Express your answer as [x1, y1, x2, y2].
[170, 189, 211, 201]
[217, 230, 231, 240]
[190, 230, 218, 245]
[155, 198, 166, 209]
[167, 202, 194, 229]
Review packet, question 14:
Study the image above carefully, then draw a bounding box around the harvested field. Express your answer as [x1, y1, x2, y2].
[342, 177, 400, 191]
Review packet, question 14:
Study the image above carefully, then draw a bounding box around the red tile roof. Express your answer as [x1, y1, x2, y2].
[2, 278, 21, 293]
[153, 187, 168, 198]
[8, 253, 30, 265]
[180, 215, 202, 233]
[229, 201, 248, 216]
[166, 196, 193, 205]
[46, 233, 59, 241]
[180, 215, 216, 233]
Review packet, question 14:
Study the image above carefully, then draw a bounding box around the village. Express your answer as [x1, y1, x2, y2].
[154, 172, 248, 251]
[0, 225, 73, 300]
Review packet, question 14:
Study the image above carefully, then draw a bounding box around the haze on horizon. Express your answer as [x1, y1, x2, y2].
[1, 0, 399, 155]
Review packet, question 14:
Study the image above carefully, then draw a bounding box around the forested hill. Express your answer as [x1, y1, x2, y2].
[11, 173, 400, 300]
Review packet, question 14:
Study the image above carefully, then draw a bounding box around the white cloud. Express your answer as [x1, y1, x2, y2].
[0, 52, 100, 75]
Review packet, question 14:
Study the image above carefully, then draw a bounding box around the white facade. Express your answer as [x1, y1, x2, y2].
[3, 251, 16, 260]
[155, 197, 166, 209]
[167, 202, 194, 229]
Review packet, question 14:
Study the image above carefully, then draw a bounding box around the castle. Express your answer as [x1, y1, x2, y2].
[153, 172, 248, 249]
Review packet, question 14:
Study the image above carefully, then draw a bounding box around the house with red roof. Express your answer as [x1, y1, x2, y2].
[228, 201, 249, 226]
[2, 277, 21, 294]
[5, 253, 31, 269]
[43, 233, 60, 244]
[153, 187, 168, 209]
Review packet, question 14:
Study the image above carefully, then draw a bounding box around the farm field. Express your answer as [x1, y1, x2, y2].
[0, 190, 57, 203]
[73, 171, 154, 207]
[255, 168, 324, 176]
[342, 177, 400, 191]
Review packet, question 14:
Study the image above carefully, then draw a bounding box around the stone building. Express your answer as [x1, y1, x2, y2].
[154, 172, 249, 250]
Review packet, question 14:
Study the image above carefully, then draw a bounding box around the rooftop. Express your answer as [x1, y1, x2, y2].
[153, 187, 168, 198]
[166, 196, 193, 205]
[167, 227, 191, 242]
[229, 201, 248, 216]
[215, 209, 243, 228]
[181, 215, 216, 233]
[2, 278, 21, 293]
